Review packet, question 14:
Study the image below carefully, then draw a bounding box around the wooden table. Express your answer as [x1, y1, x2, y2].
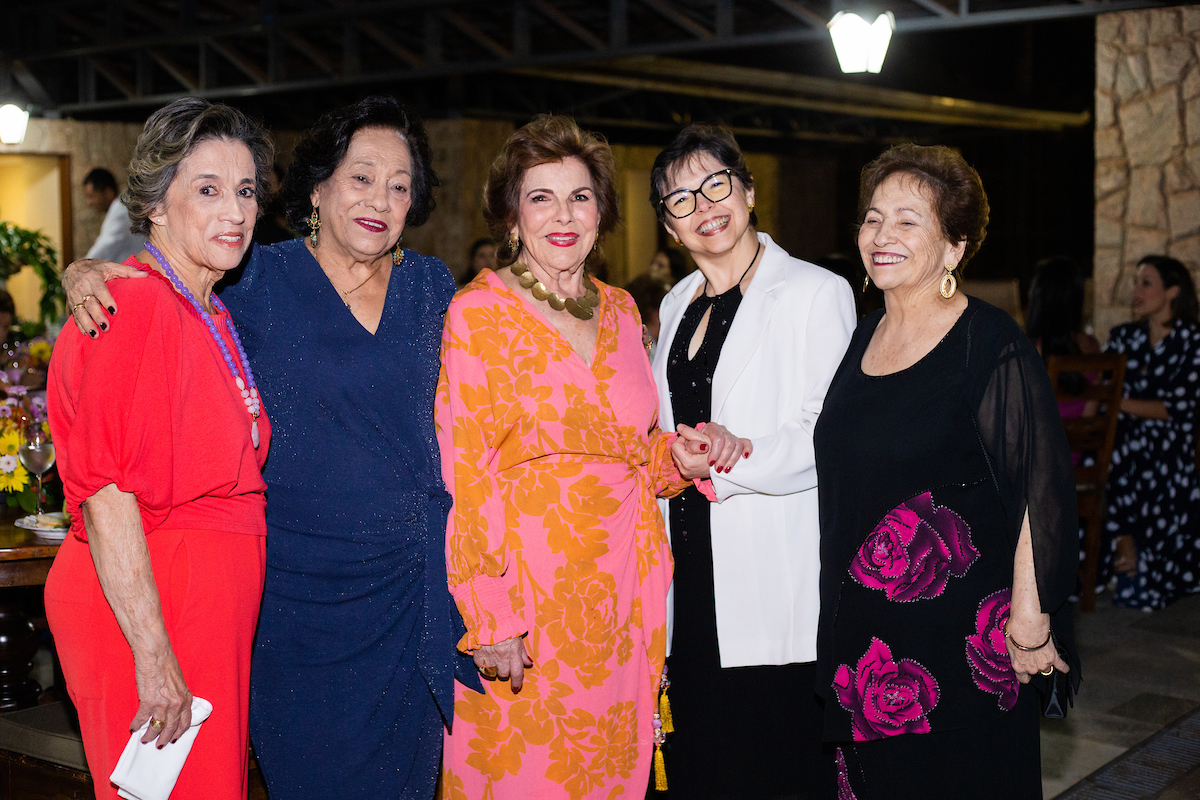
[0, 520, 62, 711]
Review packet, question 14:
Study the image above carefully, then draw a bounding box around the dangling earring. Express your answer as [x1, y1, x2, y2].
[509, 232, 521, 257]
[308, 206, 320, 246]
[862, 274, 871, 292]
[940, 264, 957, 299]
[392, 235, 405, 267]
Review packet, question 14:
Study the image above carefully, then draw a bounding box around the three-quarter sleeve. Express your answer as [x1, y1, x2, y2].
[51, 289, 180, 537]
[973, 323, 1079, 614]
[644, 430, 690, 499]
[436, 309, 528, 653]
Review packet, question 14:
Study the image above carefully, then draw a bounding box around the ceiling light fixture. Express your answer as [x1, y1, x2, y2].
[0, 105, 30, 145]
[827, 11, 896, 74]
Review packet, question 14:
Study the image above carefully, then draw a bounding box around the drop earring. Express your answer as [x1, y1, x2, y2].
[940, 264, 957, 299]
[308, 206, 320, 246]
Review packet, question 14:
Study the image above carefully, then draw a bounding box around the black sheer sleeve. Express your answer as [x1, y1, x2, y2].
[972, 313, 1079, 615]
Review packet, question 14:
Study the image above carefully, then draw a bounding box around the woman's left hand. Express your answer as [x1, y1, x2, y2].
[1005, 611, 1069, 683]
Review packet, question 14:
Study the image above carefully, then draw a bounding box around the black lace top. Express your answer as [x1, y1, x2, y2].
[813, 298, 1078, 743]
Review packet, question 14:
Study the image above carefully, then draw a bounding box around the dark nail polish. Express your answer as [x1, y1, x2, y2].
[88, 330, 97, 339]
[99, 322, 107, 331]
[108, 306, 116, 314]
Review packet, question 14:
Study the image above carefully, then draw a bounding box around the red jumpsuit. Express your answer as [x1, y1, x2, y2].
[46, 263, 271, 800]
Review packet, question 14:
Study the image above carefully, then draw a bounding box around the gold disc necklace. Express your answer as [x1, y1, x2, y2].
[510, 262, 601, 320]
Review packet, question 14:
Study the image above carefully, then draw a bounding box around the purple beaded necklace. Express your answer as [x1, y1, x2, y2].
[144, 241, 262, 449]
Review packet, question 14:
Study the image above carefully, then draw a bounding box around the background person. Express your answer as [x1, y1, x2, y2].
[46, 98, 273, 800]
[82, 168, 145, 264]
[648, 124, 856, 799]
[814, 143, 1077, 799]
[460, 236, 497, 285]
[1104, 255, 1200, 611]
[437, 114, 744, 799]
[648, 246, 688, 290]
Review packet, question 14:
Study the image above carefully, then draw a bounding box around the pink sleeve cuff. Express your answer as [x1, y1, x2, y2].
[693, 478, 718, 502]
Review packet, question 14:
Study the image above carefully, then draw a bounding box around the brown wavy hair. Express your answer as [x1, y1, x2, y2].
[483, 115, 619, 268]
[858, 144, 990, 276]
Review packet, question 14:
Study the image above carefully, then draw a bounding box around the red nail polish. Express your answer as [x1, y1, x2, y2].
[699, 443, 707, 451]
[743, 452, 750, 459]
[709, 461, 715, 467]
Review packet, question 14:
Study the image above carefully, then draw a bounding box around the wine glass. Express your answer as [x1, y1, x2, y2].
[18, 423, 54, 517]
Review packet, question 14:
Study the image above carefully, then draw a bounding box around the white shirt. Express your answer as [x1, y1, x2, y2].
[653, 232, 856, 667]
[86, 198, 144, 263]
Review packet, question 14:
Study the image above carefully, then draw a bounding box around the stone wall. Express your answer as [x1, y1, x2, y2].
[1095, 6, 1200, 340]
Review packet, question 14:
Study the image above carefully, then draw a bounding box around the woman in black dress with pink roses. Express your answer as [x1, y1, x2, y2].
[814, 144, 1079, 798]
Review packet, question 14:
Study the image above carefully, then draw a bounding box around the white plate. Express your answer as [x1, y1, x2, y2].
[16, 513, 69, 539]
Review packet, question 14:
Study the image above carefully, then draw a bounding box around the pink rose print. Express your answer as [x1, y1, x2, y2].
[833, 637, 940, 742]
[835, 748, 858, 800]
[849, 492, 978, 602]
[965, 588, 1019, 711]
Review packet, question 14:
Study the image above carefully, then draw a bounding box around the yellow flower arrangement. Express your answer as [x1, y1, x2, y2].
[0, 428, 29, 493]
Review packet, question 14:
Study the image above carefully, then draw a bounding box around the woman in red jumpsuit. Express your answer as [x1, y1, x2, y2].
[45, 97, 274, 800]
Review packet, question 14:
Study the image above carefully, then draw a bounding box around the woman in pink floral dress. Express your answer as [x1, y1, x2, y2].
[435, 116, 747, 799]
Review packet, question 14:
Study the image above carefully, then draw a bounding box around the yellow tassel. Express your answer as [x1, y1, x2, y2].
[654, 745, 668, 791]
[659, 690, 674, 734]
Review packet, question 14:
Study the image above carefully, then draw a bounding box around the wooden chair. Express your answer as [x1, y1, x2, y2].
[1046, 353, 1126, 612]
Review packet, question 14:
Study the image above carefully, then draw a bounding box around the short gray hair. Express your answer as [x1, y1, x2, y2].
[123, 97, 274, 237]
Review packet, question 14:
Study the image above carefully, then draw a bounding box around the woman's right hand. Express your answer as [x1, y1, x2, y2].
[132, 650, 193, 747]
[64, 258, 148, 337]
[474, 636, 533, 693]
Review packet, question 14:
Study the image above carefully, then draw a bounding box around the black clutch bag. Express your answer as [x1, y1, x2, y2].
[1030, 641, 1075, 719]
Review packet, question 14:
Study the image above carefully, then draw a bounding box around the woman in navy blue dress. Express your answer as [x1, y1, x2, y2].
[1104, 255, 1200, 611]
[63, 96, 477, 800]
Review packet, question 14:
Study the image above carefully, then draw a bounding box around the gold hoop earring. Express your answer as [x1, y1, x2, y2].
[940, 264, 957, 299]
[862, 274, 871, 292]
[308, 206, 320, 246]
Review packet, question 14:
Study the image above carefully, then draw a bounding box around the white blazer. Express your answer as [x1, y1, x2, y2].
[653, 232, 856, 668]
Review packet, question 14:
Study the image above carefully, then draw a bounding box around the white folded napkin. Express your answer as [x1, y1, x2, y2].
[110, 697, 212, 800]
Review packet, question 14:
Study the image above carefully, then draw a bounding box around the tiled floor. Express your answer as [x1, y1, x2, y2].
[1041, 592, 1200, 798]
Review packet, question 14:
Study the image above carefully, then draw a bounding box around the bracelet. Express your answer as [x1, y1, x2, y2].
[1004, 621, 1052, 651]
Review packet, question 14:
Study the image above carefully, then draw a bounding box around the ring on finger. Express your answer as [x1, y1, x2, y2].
[149, 718, 165, 731]
[478, 665, 498, 679]
[1039, 666, 1055, 676]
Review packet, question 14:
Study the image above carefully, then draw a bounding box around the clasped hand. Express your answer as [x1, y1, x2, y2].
[671, 422, 753, 481]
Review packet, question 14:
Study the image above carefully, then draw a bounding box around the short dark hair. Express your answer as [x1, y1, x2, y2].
[124, 97, 274, 237]
[650, 125, 757, 227]
[283, 96, 437, 234]
[1139, 255, 1199, 324]
[484, 115, 619, 268]
[858, 143, 990, 275]
[83, 168, 118, 194]
[1026, 256, 1086, 357]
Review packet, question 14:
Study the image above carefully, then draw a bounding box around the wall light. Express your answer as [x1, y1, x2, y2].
[827, 11, 895, 74]
[0, 105, 30, 145]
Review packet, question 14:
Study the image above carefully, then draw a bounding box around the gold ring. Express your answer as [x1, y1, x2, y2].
[479, 666, 498, 679]
[70, 302, 87, 314]
[1039, 666, 1055, 676]
[149, 718, 165, 731]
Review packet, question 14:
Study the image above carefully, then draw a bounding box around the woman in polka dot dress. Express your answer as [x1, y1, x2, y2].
[1104, 255, 1200, 610]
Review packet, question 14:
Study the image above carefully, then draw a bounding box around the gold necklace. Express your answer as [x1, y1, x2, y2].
[335, 248, 403, 309]
[510, 262, 600, 320]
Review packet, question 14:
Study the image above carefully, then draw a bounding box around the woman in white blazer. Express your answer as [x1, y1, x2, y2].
[649, 125, 856, 799]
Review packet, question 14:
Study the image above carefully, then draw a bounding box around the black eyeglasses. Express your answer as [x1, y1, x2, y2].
[659, 169, 735, 219]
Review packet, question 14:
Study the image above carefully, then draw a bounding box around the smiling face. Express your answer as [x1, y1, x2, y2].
[1132, 261, 1179, 320]
[858, 172, 964, 295]
[150, 137, 257, 276]
[513, 157, 599, 276]
[311, 126, 412, 263]
[661, 152, 754, 259]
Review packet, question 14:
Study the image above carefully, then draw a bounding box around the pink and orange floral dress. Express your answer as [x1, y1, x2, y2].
[435, 271, 688, 799]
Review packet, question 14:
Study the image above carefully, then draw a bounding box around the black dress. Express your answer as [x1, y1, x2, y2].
[1103, 320, 1200, 610]
[663, 283, 832, 800]
[813, 299, 1078, 799]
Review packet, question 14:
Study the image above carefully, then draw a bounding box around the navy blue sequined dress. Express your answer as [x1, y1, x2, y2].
[217, 238, 476, 800]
